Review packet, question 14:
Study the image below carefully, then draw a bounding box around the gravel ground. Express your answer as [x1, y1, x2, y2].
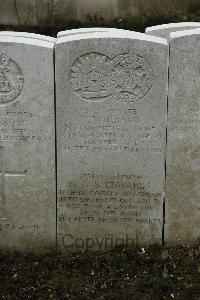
[0, 245, 199, 299]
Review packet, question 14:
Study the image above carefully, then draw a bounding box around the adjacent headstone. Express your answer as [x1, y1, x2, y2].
[0, 36, 56, 252]
[146, 22, 200, 40]
[57, 28, 128, 38]
[0, 31, 55, 42]
[166, 29, 200, 246]
[56, 31, 168, 252]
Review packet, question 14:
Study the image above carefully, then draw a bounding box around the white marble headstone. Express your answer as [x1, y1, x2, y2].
[146, 22, 200, 40]
[56, 31, 168, 252]
[0, 36, 56, 253]
[166, 29, 200, 246]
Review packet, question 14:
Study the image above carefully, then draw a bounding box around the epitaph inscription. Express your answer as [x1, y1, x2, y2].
[0, 53, 24, 105]
[70, 52, 153, 103]
[59, 173, 162, 224]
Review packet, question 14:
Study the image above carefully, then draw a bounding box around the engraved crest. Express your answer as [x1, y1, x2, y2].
[69, 52, 153, 103]
[0, 53, 24, 105]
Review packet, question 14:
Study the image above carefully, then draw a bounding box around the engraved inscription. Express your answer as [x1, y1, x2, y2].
[0, 146, 27, 220]
[59, 173, 161, 225]
[0, 223, 39, 231]
[0, 53, 24, 105]
[60, 106, 162, 154]
[69, 52, 153, 103]
[0, 111, 52, 143]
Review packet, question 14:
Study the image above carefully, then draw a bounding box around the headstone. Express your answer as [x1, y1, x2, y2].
[0, 32, 55, 42]
[57, 28, 129, 38]
[166, 29, 200, 246]
[146, 22, 200, 40]
[0, 36, 56, 253]
[56, 31, 168, 252]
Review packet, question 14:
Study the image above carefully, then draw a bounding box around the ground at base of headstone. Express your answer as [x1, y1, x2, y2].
[0, 245, 199, 300]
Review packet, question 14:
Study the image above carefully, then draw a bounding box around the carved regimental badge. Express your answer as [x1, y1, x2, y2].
[69, 52, 153, 103]
[0, 53, 24, 105]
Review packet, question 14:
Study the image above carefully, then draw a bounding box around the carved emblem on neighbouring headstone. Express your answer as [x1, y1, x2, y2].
[69, 52, 153, 103]
[0, 53, 24, 105]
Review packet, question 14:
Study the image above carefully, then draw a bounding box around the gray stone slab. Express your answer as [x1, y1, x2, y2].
[56, 31, 168, 252]
[166, 29, 200, 246]
[57, 28, 129, 38]
[146, 22, 200, 40]
[0, 36, 56, 253]
[0, 31, 55, 43]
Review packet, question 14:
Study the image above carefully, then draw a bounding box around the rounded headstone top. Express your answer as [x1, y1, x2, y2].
[57, 27, 118, 37]
[170, 27, 200, 39]
[56, 30, 168, 46]
[0, 35, 54, 49]
[146, 22, 200, 40]
[146, 22, 200, 33]
[0, 31, 55, 43]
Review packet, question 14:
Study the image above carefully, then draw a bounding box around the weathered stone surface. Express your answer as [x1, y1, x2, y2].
[166, 29, 200, 246]
[0, 36, 56, 253]
[0, 31, 55, 42]
[56, 31, 168, 252]
[146, 22, 200, 39]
